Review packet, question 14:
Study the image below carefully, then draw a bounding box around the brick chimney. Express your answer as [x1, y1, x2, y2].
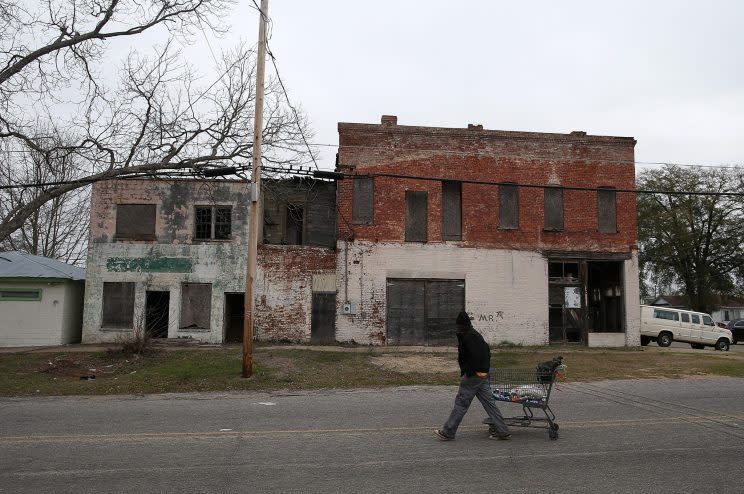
[467, 124, 483, 131]
[381, 115, 397, 126]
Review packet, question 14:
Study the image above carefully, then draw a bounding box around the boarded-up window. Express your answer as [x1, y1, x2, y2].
[405, 191, 428, 242]
[544, 187, 564, 231]
[597, 187, 617, 233]
[102, 282, 135, 328]
[352, 177, 373, 224]
[499, 183, 519, 229]
[115, 204, 156, 240]
[180, 283, 212, 329]
[442, 181, 462, 240]
[194, 206, 232, 240]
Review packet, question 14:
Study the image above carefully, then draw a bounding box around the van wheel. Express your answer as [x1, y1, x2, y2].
[657, 333, 673, 347]
[715, 339, 730, 352]
[640, 336, 650, 346]
[690, 343, 704, 349]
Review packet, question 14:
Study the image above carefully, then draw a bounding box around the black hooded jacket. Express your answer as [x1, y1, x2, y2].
[457, 328, 491, 377]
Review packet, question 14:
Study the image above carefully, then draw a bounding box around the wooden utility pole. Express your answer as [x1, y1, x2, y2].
[243, 0, 269, 378]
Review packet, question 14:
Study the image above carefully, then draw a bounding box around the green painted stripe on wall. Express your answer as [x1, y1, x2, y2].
[106, 257, 193, 273]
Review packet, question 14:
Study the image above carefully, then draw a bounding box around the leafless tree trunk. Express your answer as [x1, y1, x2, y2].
[1, 0, 314, 245]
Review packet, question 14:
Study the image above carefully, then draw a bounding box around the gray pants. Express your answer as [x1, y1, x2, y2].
[442, 375, 509, 438]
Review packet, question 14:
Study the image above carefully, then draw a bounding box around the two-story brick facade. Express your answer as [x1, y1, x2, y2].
[334, 116, 640, 347]
[82, 178, 337, 344]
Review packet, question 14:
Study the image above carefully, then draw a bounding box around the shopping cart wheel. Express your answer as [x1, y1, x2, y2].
[549, 424, 559, 440]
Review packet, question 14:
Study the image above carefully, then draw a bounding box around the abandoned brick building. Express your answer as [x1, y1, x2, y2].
[81, 178, 337, 344]
[334, 116, 641, 347]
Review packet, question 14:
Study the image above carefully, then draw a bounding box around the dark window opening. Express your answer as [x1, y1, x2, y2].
[115, 204, 156, 240]
[102, 282, 135, 328]
[586, 261, 624, 334]
[499, 183, 519, 229]
[405, 190, 428, 242]
[598, 187, 617, 233]
[681, 313, 690, 323]
[544, 187, 564, 231]
[352, 177, 374, 224]
[194, 206, 232, 240]
[285, 203, 304, 245]
[442, 181, 462, 240]
[180, 283, 212, 329]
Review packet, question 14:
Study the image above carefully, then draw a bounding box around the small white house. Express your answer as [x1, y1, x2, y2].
[0, 251, 85, 347]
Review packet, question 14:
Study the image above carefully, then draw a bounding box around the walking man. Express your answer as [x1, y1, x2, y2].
[435, 311, 511, 441]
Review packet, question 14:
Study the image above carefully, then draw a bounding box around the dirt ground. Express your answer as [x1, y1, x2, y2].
[369, 354, 457, 373]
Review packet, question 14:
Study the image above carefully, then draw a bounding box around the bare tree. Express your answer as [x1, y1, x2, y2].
[0, 139, 89, 264]
[0, 0, 314, 244]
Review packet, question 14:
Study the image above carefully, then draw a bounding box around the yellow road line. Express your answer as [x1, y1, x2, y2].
[1, 414, 743, 444]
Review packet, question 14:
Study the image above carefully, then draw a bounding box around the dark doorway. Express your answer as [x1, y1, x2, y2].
[548, 261, 584, 345]
[224, 293, 245, 343]
[145, 291, 170, 338]
[311, 293, 336, 343]
[587, 261, 624, 333]
[386, 279, 465, 345]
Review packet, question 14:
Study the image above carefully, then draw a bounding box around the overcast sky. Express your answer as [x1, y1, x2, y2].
[131, 0, 744, 171]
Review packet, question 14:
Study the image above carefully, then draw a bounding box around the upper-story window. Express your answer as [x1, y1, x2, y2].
[285, 203, 304, 245]
[441, 181, 462, 240]
[597, 187, 617, 233]
[352, 177, 374, 225]
[115, 204, 156, 240]
[195, 206, 232, 240]
[544, 187, 564, 231]
[499, 183, 519, 230]
[405, 190, 428, 242]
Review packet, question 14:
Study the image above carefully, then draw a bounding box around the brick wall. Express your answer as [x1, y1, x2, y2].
[337, 117, 637, 253]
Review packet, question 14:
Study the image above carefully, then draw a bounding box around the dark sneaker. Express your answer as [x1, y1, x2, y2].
[434, 429, 454, 441]
[489, 433, 512, 441]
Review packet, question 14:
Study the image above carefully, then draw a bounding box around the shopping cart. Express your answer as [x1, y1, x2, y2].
[483, 357, 565, 440]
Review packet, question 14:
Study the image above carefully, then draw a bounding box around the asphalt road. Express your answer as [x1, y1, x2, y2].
[1, 378, 743, 494]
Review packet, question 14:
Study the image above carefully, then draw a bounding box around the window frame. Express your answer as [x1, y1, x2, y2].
[101, 282, 135, 328]
[405, 190, 428, 242]
[543, 187, 564, 232]
[441, 181, 462, 241]
[352, 177, 374, 225]
[194, 205, 233, 241]
[499, 182, 519, 230]
[0, 288, 42, 301]
[597, 187, 618, 233]
[179, 282, 212, 330]
[653, 309, 679, 321]
[115, 204, 156, 241]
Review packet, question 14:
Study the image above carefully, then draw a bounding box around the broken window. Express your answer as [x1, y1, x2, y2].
[597, 187, 617, 233]
[180, 283, 212, 329]
[499, 183, 519, 229]
[102, 282, 135, 328]
[285, 203, 304, 245]
[194, 206, 232, 240]
[544, 187, 564, 231]
[352, 177, 374, 224]
[115, 204, 156, 240]
[442, 181, 462, 240]
[405, 190, 428, 242]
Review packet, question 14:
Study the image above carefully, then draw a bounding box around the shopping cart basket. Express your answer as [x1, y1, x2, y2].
[483, 357, 565, 440]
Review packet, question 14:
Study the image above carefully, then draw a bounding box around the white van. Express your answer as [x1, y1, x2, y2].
[640, 305, 732, 351]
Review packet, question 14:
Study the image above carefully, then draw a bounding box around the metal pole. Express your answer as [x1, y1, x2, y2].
[243, 0, 269, 378]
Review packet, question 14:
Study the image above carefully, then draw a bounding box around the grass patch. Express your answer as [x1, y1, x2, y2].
[0, 346, 741, 397]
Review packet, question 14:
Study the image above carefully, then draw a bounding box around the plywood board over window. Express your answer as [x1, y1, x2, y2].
[352, 177, 374, 224]
[442, 181, 462, 240]
[499, 183, 519, 229]
[102, 282, 135, 328]
[115, 204, 156, 240]
[180, 283, 212, 329]
[544, 187, 564, 231]
[405, 190, 428, 242]
[597, 188, 617, 233]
